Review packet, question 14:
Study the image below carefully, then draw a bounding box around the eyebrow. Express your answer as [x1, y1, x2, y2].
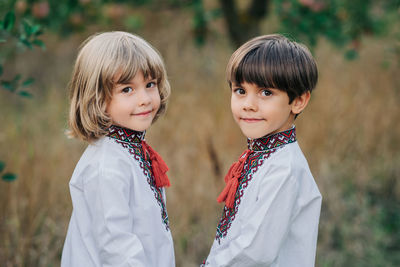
[115, 77, 157, 86]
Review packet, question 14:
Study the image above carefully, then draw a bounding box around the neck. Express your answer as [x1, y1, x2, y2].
[247, 126, 296, 151]
[107, 125, 145, 143]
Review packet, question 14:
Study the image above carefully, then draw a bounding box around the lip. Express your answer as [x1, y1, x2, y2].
[132, 110, 153, 116]
[240, 118, 264, 123]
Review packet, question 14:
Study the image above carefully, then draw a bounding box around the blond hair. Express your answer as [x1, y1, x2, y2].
[68, 31, 170, 142]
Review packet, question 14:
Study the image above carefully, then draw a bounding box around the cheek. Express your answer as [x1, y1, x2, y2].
[231, 96, 239, 114]
[107, 97, 130, 117]
[105, 98, 113, 114]
[151, 91, 161, 110]
[105, 99, 115, 115]
[155, 93, 161, 106]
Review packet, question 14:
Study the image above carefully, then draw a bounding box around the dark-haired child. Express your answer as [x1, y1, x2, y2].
[203, 34, 322, 267]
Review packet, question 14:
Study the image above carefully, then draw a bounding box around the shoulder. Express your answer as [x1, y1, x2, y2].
[259, 142, 309, 174]
[70, 137, 134, 188]
[257, 142, 319, 194]
[269, 142, 310, 171]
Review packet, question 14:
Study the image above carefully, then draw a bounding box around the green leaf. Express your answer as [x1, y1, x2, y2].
[32, 39, 46, 50]
[22, 78, 34, 87]
[31, 25, 41, 35]
[22, 19, 32, 37]
[3, 11, 15, 31]
[34, 29, 44, 37]
[344, 49, 359, 60]
[13, 74, 21, 82]
[2, 172, 17, 182]
[124, 16, 143, 30]
[1, 81, 14, 92]
[19, 38, 33, 49]
[17, 90, 33, 98]
[0, 161, 5, 172]
[0, 64, 3, 76]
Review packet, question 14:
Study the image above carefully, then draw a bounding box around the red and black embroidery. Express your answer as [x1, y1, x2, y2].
[107, 125, 170, 230]
[215, 127, 296, 243]
[249, 127, 296, 151]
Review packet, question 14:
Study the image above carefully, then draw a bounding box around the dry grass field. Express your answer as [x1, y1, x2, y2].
[0, 8, 399, 267]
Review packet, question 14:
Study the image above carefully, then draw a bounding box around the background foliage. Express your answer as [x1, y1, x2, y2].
[1, 0, 399, 266]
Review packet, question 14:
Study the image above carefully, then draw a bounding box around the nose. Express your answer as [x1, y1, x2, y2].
[137, 88, 152, 106]
[243, 94, 257, 111]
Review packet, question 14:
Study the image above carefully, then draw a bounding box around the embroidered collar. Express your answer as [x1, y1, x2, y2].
[107, 125, 145, 144]
[247, 126, 296, 151]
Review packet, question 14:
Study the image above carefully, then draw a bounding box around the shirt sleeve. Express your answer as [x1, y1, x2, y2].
[83, 167, 148, 267]
[208, 164, 299, 267]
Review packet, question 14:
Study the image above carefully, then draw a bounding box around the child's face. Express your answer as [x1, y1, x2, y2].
[106, 71, 161, 132]
[231, 82, 297, 139]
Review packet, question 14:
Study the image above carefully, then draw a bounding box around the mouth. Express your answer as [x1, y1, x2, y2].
[240, 118, 264, 123]
[132, 110, 153, 116]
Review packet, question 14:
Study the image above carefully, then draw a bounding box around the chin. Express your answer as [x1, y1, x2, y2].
[126, 120, 153, 132]
[133, 126, 150, 132]
[240, 129, 265, 140]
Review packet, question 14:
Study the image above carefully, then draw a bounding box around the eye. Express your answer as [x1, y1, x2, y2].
[146, 81, 157, 88]
[261, 89, 272, 96]
[233, 88, 246, 95]
[121, 87, 133, 93]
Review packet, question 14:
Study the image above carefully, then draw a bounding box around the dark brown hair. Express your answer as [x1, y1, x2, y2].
[227, 34, 318, 103]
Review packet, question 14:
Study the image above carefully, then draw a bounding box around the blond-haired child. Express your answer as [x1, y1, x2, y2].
[203, 34, 322, 267]
[61, 31, 174, 267]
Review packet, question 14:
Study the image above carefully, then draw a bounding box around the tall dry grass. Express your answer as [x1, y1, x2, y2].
[1, 8, 399, 267]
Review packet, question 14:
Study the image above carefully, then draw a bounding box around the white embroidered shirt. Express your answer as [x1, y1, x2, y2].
[203, 127, 322, 267]
[61, 125, 175, 267]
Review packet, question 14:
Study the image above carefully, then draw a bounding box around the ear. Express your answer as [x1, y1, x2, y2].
[291, 91, 311, 115]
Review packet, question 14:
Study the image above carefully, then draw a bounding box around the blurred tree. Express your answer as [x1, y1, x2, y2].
[192, 0, 400, 55]
[0, 9, 43, 97]
[4, 0, 398, 51]
[0, 3, 45, 182]
[218, 0, 270, 47]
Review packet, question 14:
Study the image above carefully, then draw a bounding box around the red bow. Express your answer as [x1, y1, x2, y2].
[141, 141, 170, 188]
[217, 149, 251, 208]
